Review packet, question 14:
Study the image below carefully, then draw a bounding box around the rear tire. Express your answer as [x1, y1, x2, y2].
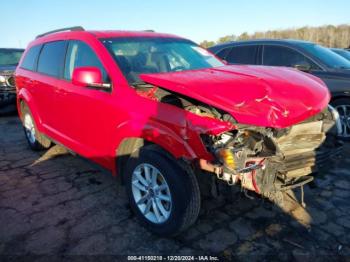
[125, 145, 201, 236]
[21, 103, 51, 151]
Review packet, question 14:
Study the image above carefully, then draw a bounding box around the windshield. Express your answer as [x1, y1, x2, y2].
[0, 49, 23, 66]
[101, 37, 224, 84]
[331, 49, 350, 61]
[300, 43, 350, 70]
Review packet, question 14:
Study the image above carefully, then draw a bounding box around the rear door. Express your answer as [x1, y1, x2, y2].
[35, 41, 67, 131]
[17, 44, 42, 113]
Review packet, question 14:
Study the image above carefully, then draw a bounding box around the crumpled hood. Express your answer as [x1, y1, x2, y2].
[140, 65, 330, 128]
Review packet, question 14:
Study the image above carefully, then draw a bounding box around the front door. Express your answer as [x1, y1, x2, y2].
[55, 40, 115, 168]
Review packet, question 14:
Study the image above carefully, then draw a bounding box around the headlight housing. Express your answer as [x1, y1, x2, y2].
[0, 75, 6, 84]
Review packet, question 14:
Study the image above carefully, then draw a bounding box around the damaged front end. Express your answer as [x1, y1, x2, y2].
[199, 105, 342, 205]
[138, 65, 342, 206]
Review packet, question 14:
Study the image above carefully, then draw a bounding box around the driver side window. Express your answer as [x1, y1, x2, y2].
[64, 40, 109, 82]
[263, 45, 320, 70]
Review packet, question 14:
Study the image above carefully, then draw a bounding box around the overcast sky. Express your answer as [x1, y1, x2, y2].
[1, 0, 349, 48]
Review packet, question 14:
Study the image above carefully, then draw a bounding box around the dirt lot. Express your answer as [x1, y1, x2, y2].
[0, 115, 349, 261]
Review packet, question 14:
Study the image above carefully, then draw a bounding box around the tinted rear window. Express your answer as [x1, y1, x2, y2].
[37, 41, 66, 77]
[21, 45, 42, 71]
[226, 45, 258, 64]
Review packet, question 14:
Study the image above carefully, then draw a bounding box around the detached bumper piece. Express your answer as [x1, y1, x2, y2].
[274, 120, 340, 183]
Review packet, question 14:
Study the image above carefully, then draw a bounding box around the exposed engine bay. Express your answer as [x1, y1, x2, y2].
[135, 83, 342, 205]
[199, 110, 340, 204]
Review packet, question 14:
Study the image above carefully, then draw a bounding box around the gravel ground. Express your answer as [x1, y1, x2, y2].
[0, 115, 349, 261]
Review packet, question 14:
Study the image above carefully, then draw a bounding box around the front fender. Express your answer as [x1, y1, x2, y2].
[112, 118, 197, 160]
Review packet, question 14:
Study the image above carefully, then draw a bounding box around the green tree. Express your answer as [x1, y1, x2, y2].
[200, 40, 216, 48]
[205, 24, 350, 48]
[217, 35, 236, 43]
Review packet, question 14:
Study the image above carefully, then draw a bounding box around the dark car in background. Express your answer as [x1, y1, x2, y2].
[0, 48, 24, 114]
[331, 48, 350, 61]
[209, 40, 350, 139]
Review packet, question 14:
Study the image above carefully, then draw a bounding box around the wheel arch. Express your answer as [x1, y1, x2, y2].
[17, 89, 43, 131]
[330, 93, 350, 104]
[115, 135, 196, 183]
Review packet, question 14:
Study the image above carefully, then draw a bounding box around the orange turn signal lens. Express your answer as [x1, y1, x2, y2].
[217, 148, 236, 170]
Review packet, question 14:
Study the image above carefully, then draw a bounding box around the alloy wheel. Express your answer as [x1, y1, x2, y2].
[23, 113, 36, 144]
[131, 163, 172, 224]
[335, 104, 350, 138]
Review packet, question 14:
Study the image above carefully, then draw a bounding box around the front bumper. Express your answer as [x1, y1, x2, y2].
[199, 117, 343, 198]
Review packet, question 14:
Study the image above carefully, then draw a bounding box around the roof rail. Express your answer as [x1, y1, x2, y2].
[36, 26, 85, 39]
[143, 30, 155, 32]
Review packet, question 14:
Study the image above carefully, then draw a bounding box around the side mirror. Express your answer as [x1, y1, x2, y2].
[294, 64, 311, 72]
[72, 67, 111, 89]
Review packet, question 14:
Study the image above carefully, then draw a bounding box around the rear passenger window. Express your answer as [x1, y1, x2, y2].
[64, 41, 108, 82]
[21, 45, 42, 71]
[226, 45, 258, 64]
[37, 41, 66, 77]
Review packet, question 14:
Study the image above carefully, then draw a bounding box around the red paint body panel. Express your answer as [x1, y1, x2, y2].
[15, 30, 330, 175]
[141, 65, 330, 128]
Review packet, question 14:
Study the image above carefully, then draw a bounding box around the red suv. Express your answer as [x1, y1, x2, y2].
[16, 27, 340, 236]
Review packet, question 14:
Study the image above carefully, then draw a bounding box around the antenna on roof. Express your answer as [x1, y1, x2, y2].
[36, 26, 85, 39]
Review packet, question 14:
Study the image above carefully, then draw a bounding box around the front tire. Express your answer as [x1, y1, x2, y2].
[125, 145, 201, 236]
[21, 103, 51, 151]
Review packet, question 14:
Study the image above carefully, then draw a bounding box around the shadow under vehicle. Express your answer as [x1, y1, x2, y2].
[209, 39, 350, 139]
[0, 48, 24, 114]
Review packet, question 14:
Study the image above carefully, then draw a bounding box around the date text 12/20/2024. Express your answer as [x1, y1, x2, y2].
[127, 256, 219, 261]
